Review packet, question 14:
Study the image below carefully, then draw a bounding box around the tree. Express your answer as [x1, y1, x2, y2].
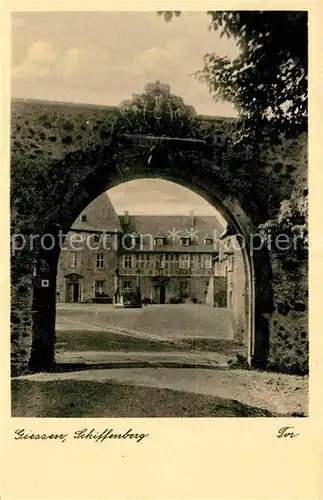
[158, 11, 307, 140]
[116, 80, 200, 138]
[259, 186, 308, 255]
[158, 11, 308, 260]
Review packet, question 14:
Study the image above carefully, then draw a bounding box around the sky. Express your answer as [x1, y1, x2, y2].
[12, 11, 235, 223]
[11, 11, 238, 116]
[108, 179, 227, 226]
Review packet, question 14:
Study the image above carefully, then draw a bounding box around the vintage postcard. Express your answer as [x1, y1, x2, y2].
[1, 2, 322, 499]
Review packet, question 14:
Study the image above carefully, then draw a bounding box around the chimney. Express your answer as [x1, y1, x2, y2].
[124, 210, 130, 225]
[189, 210, 194, 227]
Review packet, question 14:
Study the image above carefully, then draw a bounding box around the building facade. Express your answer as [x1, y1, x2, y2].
[205, 235, 247, 342]
[56, 192, 233, 305]
[56, 192, 120, 303]
[115, 210, 223, 305]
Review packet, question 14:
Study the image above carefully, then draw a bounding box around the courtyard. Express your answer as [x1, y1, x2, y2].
[56, 303, 235, 339]
[11, 303, 308, 417]
[54, 302, 243, 366]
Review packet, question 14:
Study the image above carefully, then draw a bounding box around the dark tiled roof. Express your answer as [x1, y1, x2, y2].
[69, 193, 225, 253]
[119, 215, 224, 253]
[71, 221, 119, 233]
[71, 192, 121, 233]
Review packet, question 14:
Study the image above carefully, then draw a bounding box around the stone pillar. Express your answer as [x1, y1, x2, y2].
[28, 227, 61, 372]
[113, 267, 124, 306]
[114, 269, 118, 302]
[11, 273, 34, 376]
[113, 267, 119, 304]
[136, 269, 142, 307]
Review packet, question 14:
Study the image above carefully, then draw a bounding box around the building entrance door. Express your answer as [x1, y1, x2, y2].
[154, 285, 166, 304]
[67, 282, 80, 303]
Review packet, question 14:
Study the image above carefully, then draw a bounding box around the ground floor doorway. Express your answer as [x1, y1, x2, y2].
[67, 283, 80, 303]
[64, 274, 84, 303]
[154, 284, 166, 304]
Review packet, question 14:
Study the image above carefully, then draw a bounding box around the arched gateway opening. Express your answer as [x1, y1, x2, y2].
[28, 137, 272, 371]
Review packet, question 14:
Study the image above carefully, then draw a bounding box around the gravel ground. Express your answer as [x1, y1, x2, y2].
[13, 305, 307, 417]
[11, 378, 276, 418]
[56, 303, 235, 340]
[12, 366, 308, 417]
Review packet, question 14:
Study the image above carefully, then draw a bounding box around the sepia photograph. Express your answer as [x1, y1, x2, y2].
[10, 10, 309, 419]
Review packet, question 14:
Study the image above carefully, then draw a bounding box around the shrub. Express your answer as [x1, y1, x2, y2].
[169, 297, 183, 304]
[142, 297, 152, 305]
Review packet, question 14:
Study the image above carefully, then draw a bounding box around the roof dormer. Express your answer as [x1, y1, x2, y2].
[130, 231, 141, 246]
[180, 237, 192, 246]
[154, 231, 167, 247]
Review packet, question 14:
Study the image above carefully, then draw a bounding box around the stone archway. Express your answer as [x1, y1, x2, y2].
[28, 135, 273, 372]
[10, 80, 308, 376]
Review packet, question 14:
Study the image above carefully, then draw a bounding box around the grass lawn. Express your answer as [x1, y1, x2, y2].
[55, 330, 244, 354]
[55, 330, 178, 352]
[11, 379, 275, 418]
[181, 338, 245, 354]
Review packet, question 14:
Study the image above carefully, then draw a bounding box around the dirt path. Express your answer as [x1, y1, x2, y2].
[13, 367, 308, 416]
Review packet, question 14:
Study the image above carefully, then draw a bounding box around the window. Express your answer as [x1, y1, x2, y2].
[135, 254, 142, 269]
[122, 254, 133, 268]
[155, 255, 164, 269]
[180, 237, 191, 246]
[204, 238, 213, 245]
[228, 255, 234, 272]
[70, 252, 80, 268]
[96, 254, 105, 270]
[94, 280, 105, 296]
[200, 254, 212, 269]
[135, 253, 150, 262]
[204, 254, 213, 269]
[154, 237, 165, 246]
[134, 253, 151, 269]
[179, 254, 190, 269]
[180, 281, 189, 292]
[81, 213, 87, 222]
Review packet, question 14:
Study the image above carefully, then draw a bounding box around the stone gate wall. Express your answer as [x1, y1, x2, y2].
[10, 98, 308, 375]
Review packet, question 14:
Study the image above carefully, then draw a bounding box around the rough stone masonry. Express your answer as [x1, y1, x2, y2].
[10, 97, 308, 375]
